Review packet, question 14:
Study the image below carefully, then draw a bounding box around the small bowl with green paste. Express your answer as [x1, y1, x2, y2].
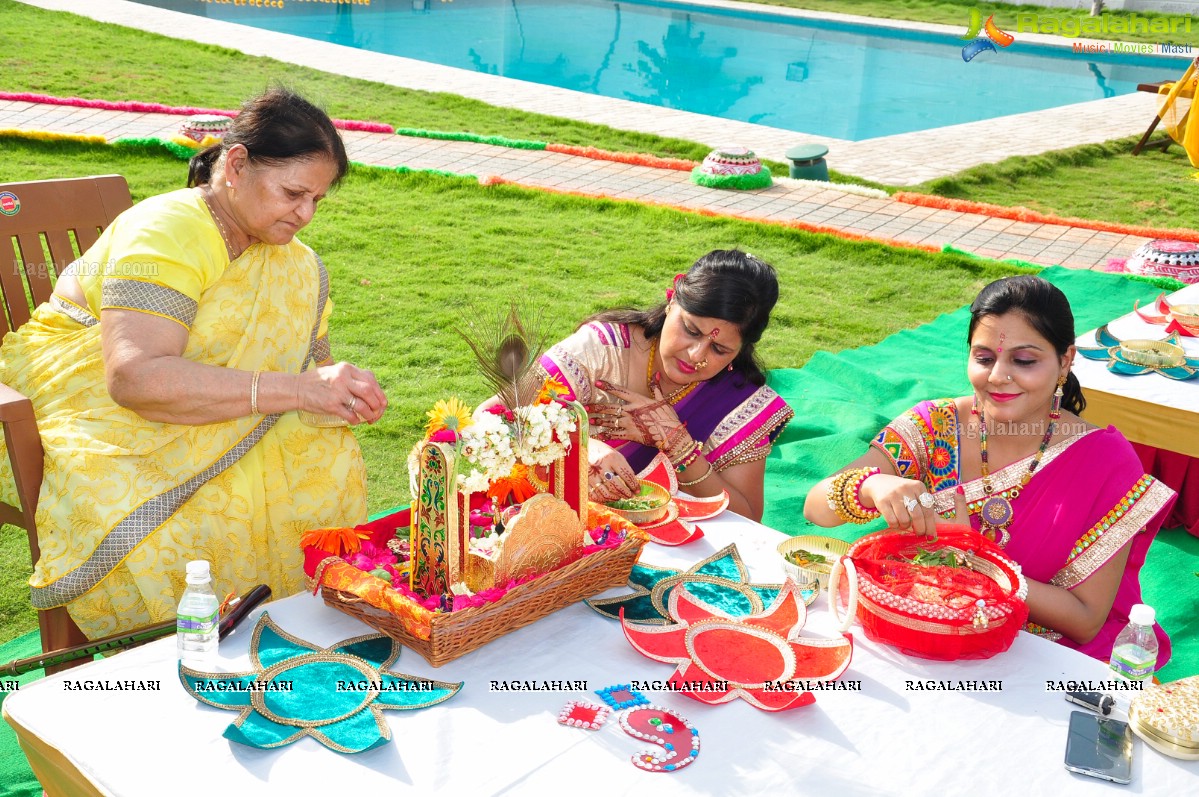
[776, 535, 850, 591]
[604, 481, 671, 525]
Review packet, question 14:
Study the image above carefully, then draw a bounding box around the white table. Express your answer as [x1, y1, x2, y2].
[5, 515, 1196, 796]
[1074, 281, 1199, 457]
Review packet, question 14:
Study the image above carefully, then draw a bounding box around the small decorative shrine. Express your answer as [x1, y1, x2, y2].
[303, 307, 647, 665]
[690, 146, 772, 190]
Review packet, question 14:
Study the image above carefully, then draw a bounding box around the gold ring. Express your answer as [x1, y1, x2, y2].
[347, 397, 357, 412]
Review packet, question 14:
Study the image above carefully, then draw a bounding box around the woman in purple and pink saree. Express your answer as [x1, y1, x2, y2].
[541, 250, 793, 522]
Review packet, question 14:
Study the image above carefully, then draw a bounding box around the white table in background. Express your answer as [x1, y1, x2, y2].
[1074, 281, 1199, 457]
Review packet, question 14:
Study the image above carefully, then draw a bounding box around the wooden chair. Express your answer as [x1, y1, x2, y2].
[1132, 81, 1177, 155]
[0, 175, 133, 673]
[1133, 64, 1198, 157]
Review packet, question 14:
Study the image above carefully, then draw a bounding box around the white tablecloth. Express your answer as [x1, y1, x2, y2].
[1074, 281, 1199, 455]
[5, 515, 1196, 796]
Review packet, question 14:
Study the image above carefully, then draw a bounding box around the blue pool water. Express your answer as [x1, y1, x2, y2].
[131, 0, 1187, 140]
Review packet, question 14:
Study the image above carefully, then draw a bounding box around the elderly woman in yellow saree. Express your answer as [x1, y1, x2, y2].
[0, 88, 386, 639]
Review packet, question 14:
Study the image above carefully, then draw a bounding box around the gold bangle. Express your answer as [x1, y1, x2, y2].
[678, 462, 714, 488]
[250, 370, 262, 416]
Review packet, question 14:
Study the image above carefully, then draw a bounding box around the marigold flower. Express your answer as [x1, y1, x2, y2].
[537, 377, 571, 404]
[300, 526, 369, 557]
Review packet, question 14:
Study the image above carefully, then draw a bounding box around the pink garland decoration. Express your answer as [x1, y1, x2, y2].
[0, 91, 394, 134]
[480, 176, 942, 255]
[893, 191, 1199, 245]
[545, 143, 697, 172]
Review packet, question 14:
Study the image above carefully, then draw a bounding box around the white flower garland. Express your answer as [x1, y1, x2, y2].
[408, 402, 578, 499]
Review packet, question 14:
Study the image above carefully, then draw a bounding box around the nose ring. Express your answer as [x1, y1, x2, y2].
[694, 359, 708, 370]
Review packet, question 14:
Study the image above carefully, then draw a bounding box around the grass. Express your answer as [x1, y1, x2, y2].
[0, 135, 1026, 640]
[907, 136, 1199, 229]
[735, 0, 1199, 46]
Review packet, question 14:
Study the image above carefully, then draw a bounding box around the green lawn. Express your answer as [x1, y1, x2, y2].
[906, 137, 1199, 230]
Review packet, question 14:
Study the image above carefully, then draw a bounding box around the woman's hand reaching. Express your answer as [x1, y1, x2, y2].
[586, 439, 640, 502]
[858, 474, 942, 536]
[296, 362, 387, 425]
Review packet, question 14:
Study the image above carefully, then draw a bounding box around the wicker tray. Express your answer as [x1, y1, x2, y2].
[320, 522, 646, 667]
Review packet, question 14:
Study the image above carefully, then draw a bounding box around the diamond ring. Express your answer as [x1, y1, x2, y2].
[918, 492, 935, 509]
[902, 495, 918, 513]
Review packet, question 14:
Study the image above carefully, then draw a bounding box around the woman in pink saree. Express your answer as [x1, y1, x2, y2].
[804, 276, 1175, 666]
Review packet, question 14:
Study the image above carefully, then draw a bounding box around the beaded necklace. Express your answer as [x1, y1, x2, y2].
[646, 339, 699, 405]
[976, 402, 1058, 547]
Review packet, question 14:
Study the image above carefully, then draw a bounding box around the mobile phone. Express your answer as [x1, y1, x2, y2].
[1065, 690, 1115, 716]
[1064, 710, 1133, 784]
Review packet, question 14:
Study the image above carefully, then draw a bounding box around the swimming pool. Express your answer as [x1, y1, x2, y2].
[130, 0, 1187, 140]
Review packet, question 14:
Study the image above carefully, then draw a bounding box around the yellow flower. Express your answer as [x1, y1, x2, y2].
[425, 397, 474, 438]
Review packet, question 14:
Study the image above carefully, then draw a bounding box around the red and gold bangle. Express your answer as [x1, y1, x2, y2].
[673, 441, 704, 473]
[848, 467, 881, 517]
[825, 467, 881, 524]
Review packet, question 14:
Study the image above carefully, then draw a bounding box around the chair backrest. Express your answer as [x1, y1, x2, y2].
[0, 175, 133, 337]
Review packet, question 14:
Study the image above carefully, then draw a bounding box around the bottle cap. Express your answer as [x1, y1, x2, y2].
[185, 560, 211, 583]
[1129, 603, 1155, 626]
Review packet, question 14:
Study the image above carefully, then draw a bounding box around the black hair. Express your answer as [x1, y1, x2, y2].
[187, 87, 349, 188]
[968, 275, 1085, 414]
[588, 250, 780, 386]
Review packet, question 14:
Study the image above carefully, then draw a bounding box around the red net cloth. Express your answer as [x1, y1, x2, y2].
[836, 526, 1029, 661]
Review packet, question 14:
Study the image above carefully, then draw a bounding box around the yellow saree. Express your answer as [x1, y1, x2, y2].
[0, 189, 366, 638]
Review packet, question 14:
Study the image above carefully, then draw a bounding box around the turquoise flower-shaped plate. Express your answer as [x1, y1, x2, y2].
[1078, 324, 1199, 380]
[587, 544, 789, 624]
[179, 613, 461, 753]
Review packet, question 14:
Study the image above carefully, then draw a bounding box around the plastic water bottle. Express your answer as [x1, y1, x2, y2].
[1108, 603, 1158, 681]
[177, 560, 219, 668]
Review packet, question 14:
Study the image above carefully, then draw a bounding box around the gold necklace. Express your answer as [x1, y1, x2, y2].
[646, 338, 699, 405]
[201, 187, 238, 259]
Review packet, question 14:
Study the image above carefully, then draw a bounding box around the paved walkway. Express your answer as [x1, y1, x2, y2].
[0, 98, 1154, 270]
